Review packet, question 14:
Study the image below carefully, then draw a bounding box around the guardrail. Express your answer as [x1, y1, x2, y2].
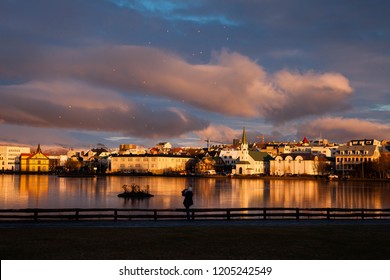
[1, 207, 390, 221]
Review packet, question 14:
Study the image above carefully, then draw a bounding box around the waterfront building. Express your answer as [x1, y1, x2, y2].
[270, 153, 330, 176]
[19, 144, 50, 172]
[0, 145, 31, 171]
[234, 128, 273, 175]
[110, 154, 193, 174]
[335, 139, 381, 177]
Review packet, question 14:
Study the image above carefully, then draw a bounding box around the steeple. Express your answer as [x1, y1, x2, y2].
[241, 127, 247, 145]
[36, 144, 42, 154]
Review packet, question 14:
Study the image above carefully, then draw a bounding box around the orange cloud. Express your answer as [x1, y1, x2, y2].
[298, 117, 390, 141]
[1, 45, 353, 123]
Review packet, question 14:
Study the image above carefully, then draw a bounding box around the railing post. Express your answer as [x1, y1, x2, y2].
[296, 208, 300, 220]
[114, 210, 117, 221]
[75, 210, 79, 221]
[326, 209, 330, 220]
[361, 210, 365, 220]
[227, 210, 231, 220]
[263, 209, 267, 220]
[191, 209, 195, 220]
[34, 210, 38, 221]
[154, 210, 158, 221]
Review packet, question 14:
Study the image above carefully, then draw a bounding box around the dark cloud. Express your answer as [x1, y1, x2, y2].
[0, 81, 208, 138]
[0, 0, 389, 146]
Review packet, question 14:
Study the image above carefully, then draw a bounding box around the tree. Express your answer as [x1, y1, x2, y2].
[314, 156, 331, 176]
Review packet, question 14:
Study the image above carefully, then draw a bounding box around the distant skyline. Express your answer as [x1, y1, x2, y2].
[1, 0, 389, 149]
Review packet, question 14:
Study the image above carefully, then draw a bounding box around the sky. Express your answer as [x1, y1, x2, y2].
[0, 0, 389, 149]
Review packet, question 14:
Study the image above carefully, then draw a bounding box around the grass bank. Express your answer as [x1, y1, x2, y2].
[1, 223, 390, 259]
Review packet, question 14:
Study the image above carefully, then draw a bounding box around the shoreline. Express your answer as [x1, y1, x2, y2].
[2, 171, 390, 182]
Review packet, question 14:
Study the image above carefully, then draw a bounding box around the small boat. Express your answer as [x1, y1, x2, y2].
[117, 184, 154, 199]
[328, 174, 339, 181]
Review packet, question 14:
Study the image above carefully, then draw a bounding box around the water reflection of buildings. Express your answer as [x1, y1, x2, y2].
[193, 178, 387, 209]
[0, 175, 389, 209]
[19, 175, 49, 206]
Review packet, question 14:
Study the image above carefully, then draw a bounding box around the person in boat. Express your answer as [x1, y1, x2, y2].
[182, 187, 193, 220]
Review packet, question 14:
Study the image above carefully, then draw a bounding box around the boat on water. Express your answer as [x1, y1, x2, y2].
[117, 184, 154, 198]
[328, 174, 339, 181]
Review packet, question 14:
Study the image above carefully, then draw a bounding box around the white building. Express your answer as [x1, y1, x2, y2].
[270, 153, 329, 176]
[156, 142, 172, 153]
[110, 154, 193, 174]
[0, 146, 31, 171]
[234, 128, 272, 175]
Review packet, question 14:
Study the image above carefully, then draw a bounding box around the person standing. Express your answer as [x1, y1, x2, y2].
[182, 187, 193, 220]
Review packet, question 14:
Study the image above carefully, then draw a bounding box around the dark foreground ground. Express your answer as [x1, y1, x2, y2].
[1, 220, 390, 260]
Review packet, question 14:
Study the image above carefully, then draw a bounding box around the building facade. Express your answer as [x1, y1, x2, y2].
[270, 153, 329, 176]
[0, 146, 31, 171]
[19, 144, 50, 172]
[335, 139, 381, 177]
[234, 128, 272, 175]
[110, 154, 193, 174]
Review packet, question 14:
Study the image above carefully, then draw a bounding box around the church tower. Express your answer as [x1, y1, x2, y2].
[240, 127, 249, 161]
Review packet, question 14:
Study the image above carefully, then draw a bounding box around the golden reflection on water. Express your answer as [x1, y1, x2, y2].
[0, 174, 389, 209]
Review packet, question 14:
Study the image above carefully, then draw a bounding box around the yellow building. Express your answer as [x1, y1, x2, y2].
[20, 144, 50, 172]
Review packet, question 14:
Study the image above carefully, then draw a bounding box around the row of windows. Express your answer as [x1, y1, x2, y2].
[119, 164, 157, 168]
[25, 160, 49, 164]
[337, 158, 373, 163]
[336, 164, 366, 170]
[28, 166, 47, 171]
[276, 159, 303, 163]
[340, 150, 369, 155]
[2, 161, 16, 165]
[113, 158, 187, 163]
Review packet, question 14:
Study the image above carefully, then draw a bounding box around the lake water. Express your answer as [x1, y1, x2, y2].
[1, 174, 390, 209]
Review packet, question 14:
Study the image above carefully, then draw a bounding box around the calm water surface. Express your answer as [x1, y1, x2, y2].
[1, 174, 390, 209]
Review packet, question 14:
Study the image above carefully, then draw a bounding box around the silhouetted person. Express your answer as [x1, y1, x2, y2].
[182, 187, 193, 220]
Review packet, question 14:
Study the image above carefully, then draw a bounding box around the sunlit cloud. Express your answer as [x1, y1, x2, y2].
[194, 124, 241, 144]
[297, 117, 390, 141]
[0, 45, 353, 124]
